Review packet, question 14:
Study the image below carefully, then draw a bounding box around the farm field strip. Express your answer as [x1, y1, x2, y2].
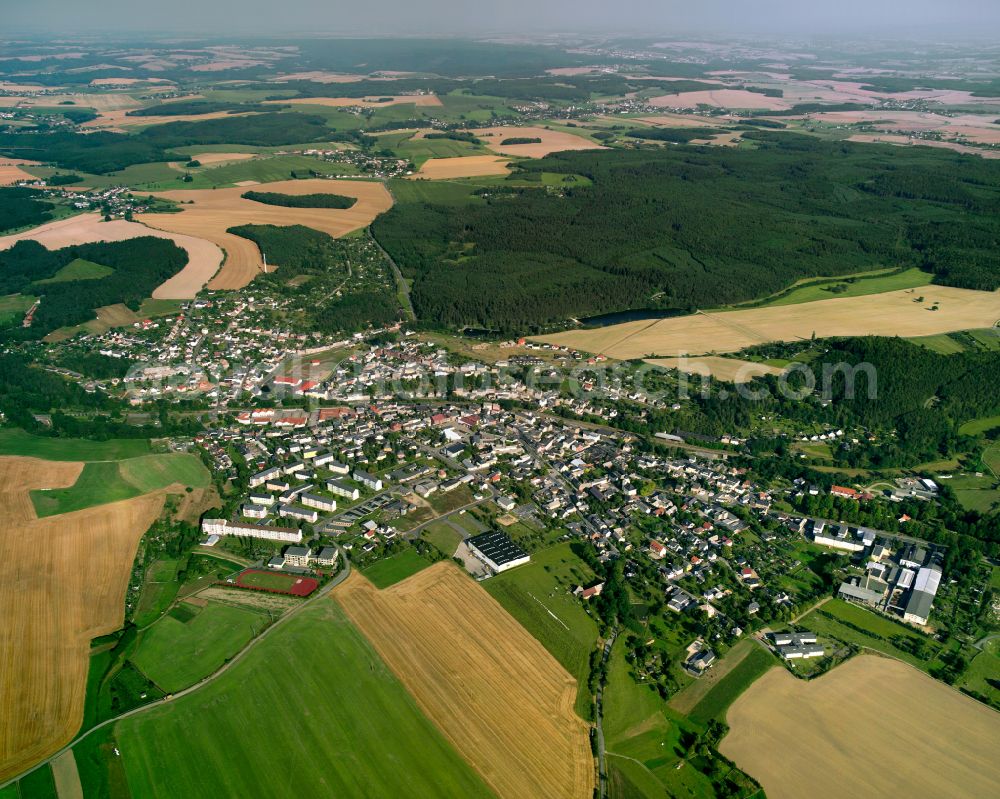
[0, 456, 164, 781]
[114, 601, 493, 798]
[538, 285, 1000, 358]
[138, 178, 392, 290]
[720, 655, 1000, 799]
[333, 563, 595, 799]
[472, 126, 607, 157]
[410, 155, 510, 179]
[264, 94, 443, 108]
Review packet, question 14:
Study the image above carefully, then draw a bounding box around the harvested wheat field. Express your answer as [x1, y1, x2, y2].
[333, 563, 594, 799]
[138, 179, 393, 290]
[537, 286, 1000, 358]
[721, 656, 1000, 799]
[645, 356, 785, 383]
[266, 94, 442, 108]
[0, 457, 164, 781]
[180, 152, 257, 166]
[410, 155, 510, 179]
[270, 71, 366, 83]
[0, 213, 223, 300]
[648, 89, 792, 111]
[473, 126, 607, 157]
[80, 108, 258, 131]
[628, 113, 732, 129]
[0, 158, 39, 186]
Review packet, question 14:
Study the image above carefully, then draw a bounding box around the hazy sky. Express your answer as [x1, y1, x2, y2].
[4, 0, 999, 36]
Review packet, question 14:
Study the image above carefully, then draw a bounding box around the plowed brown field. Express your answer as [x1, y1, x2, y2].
[0, 457, 164, 781]
[138, 179, 393, 289]
[333, 563, 594, 799]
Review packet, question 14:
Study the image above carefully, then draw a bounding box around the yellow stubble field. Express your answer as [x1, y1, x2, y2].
[0, 213, 224, 300]
[473, 125, 607, 157]
[137, 178, 393, 290]
[721, 656, 1000, 799]
[0, 457, 164, 781]
[333, 563, 595, 799]
[537, 285, 1000, 358]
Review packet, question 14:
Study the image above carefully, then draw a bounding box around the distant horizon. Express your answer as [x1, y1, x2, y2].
[3, 0, 999, 39]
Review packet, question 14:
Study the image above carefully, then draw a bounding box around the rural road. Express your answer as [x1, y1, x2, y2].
[594, 630, 617, 799]
[367, 220, 415, 321]
[0, 550, 352, 790]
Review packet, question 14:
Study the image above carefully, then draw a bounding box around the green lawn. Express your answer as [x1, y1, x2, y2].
[130, 601, 269, 692]
[686, 646, 777, 726]
[908, 332, 968, 354]
[484, 542, 599, 719]
[0, 428, 150, 461]
[115, 601, 494, 798]
[959, 415, 1000, 436]
[118, 453, 210, 493]
[958, 639, 1000, 706]
[30, 461, 142, 517]
[30, 453, 210, 517]
[362, 548, 432, 588]
[133, 558, 183, 627]
[799, 598, 940, 672]
[9, 764, 58, 799]
[740, 269, 933, 307]
[34, 257, 113, 284]
[603, 644, 718, 799]
[0, 293, 36, 324]
[138, 154, 361, 190]
[422, 520, 464, 556]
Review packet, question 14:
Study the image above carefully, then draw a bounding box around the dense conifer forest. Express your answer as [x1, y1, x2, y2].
[374, 132, 1000, 331]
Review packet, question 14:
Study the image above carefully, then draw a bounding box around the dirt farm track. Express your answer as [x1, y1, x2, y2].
[0, 457, 164, 781]
[333, 563, 594, 799]
[721, 655, 1000, 799]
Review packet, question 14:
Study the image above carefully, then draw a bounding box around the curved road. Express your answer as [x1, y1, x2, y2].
[0, 551, 352, 790]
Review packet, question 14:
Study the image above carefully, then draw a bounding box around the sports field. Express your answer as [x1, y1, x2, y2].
[234, 569, 318, 596]
[721, 655, 1000, 799]
[334, 563, 594, 799]
[115, 601, 493, 798]
[0, 456, 163, 781]
[130, 601, 269, 692]
[538, 285, 1000, 358]
[138, 179, 392, 289]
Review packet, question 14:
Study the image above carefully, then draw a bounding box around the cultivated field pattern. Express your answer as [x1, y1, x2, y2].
[721, 655, 1000, 799]
[539, 286, 1000, 358]
[138, 178, 393, 289]
[0, 457, 163, 780]
[333, 562, 595, 799]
